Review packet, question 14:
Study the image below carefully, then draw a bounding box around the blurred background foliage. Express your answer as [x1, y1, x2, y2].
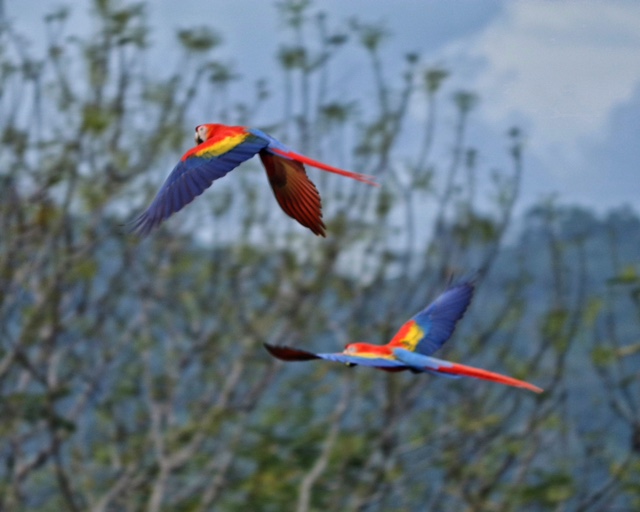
[0, 0, 639, 510]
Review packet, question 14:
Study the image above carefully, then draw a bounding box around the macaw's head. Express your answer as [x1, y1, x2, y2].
[342, 343, 392, 367]
[342, 343, 362, 367]
[343, 343, 390, 356]
[343, 343, 366, 355]
[194, 124, 217, 145]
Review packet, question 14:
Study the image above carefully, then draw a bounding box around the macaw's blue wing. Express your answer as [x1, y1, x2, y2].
[411, 281, 474, 355]
[263, 343, 406, 369]
[130, 133, 269, 236]
[388, 281, 474, 357]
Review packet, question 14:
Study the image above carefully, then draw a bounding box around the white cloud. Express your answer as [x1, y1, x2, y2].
[445, 1, 640, 161]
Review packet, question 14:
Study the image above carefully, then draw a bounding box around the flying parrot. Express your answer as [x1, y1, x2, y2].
[130, 123, 377, 237]
[264, 281, 543, 393]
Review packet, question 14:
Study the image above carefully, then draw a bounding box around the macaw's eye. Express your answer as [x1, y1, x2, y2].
[194, 126, 207, 145]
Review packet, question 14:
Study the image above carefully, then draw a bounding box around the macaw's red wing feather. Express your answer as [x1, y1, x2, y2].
[259, 151, 326, 237]
[263, 343, 322, 361]
[269, 147, 378, 187]
[438, 361, 543, 393]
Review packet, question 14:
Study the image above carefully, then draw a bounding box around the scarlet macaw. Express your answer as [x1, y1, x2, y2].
[264, 282, 543, 393]
[130, 123, 377, 236]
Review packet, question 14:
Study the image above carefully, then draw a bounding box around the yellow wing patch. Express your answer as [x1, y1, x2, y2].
[193, 133, 249, 158]
[388, 321, 425, 352]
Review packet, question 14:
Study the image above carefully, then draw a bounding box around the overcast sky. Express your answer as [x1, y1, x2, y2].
[7, 0, 640, 213]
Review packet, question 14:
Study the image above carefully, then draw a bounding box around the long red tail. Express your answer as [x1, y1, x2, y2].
[439, 362, 543, 393]
[272, 148, 378, 186]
